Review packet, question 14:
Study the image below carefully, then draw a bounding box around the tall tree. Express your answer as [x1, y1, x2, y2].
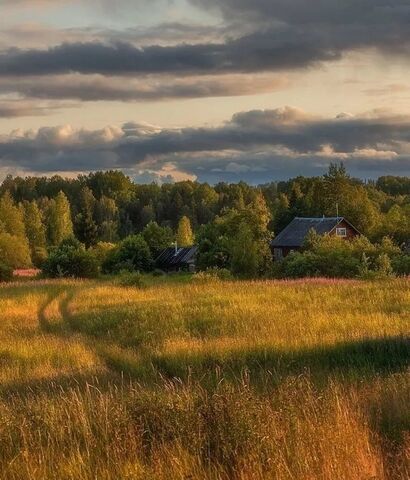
[75, 186, 98, 247]
[176, 216, 194, 247]
[0, 191, 26, 238]
[94, 195, 119, 242]
[48, 191, 73, 246]
[230, 222, 260, 277]
[142, 221, 174, 258]
[23, 200, 47, 266]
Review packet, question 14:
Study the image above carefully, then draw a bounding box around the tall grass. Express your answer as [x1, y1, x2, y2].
[0, 277, 408, 479]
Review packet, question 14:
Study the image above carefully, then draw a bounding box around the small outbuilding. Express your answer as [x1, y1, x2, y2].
[271, 216, 360, 261]
[155, 246, 198, 272]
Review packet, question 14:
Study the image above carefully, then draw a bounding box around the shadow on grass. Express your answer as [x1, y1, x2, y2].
[37, 287, 410, 385]
[149, 336, 410, 382]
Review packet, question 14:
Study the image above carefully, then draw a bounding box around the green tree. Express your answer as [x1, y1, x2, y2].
[103, 235, 153, 273]
[0, 232, 31, 268]
[230, 222, 260, 277]
[142, 221, 174, 258]
[94, 195, 119, 242]
[0, 191, 26, 238]
[42, 236, 99, 278]
[176, 216, 194, 247]
[197, 194, 273, 277]
[23, 200, 47, 266]
[48, 191, 73, 246]
[75, 187, 98, 247]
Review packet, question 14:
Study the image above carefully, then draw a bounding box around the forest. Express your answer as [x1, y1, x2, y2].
[0, 164, 409, 279]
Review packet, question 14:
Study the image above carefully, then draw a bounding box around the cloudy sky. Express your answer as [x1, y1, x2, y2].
[1, 0, 410, 183]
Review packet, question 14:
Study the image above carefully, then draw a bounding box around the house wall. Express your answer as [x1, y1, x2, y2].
[329, 219, 360, 240]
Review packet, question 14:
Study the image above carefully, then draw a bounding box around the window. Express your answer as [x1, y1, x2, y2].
[336, 227, 347, 237]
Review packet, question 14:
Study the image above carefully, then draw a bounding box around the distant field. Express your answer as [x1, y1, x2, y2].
[0, 277, 408, 479]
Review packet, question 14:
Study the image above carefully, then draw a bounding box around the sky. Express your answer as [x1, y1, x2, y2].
[1, 0, 410, 184]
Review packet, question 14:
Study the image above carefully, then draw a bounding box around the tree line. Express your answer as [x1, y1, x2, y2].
[0, 164, 409, 279]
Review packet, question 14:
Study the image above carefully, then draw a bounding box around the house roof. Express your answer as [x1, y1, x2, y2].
[155, 246, 198, 268]
[271, 217, 354, 248]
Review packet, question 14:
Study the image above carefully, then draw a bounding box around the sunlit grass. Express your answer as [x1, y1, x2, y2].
[0, 276, 408, 479]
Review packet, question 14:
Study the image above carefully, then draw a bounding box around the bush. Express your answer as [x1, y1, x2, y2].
[89, 242, 116, 265]
[277, 234, 402, 279]
[391, 254, 410, 276]
[0, 262, 13, 282]
[193, 267, 233, 283]
[42, 236, 99, 278]
[152, 268, 166, 277]
[117, 271, 147, 288]
[103, 235, 153, 273]
[280, 252, 321, 278]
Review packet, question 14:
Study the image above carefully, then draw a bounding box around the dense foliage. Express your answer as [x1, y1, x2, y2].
[103, 234, 153, 273]
[0, 164, 409, 278]
[42, 237, 99, 278]
[274, 233, 402, 279]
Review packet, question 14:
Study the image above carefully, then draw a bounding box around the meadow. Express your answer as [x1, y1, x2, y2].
[0, 276, 408, 479]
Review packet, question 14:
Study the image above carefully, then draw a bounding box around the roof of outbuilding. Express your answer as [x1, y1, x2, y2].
[155, 246, 198, 268]
[271, 217, 350, 248]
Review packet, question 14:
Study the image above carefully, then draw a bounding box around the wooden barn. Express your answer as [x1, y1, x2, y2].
[271, 217, 360, 261]
[155, 246, 198, 272]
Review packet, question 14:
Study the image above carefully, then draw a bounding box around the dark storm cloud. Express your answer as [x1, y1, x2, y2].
[0, 32, 340, 77]
[191, 0, 410, 27]
[1, 1, 409, 78]
[114, 108, 410, 162]
[0, 108, 409, 180]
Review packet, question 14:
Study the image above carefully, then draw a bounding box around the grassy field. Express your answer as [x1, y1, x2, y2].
[0, 276, 408, 479]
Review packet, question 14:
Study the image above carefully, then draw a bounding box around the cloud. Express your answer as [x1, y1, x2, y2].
[364, 83, 410, 96]
[1, 2, 409, 79]
[0, 34, 340, 77]
[1, 107, 410, 181]
[0, 73, 289, 102]
[0, 21, 228, 49]
[0, 100, 76, 118]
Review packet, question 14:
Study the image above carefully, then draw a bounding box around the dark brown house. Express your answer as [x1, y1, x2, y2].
[271, 217, 360, 261]
[155, 246, 198, 272]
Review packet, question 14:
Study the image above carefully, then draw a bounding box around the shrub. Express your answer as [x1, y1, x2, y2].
[281, 252, 321, 278]
[0, 262, 13, 282]
[279, 234, 403, 279]
[152, 268, 166, 277]
[103, 235, 153, 273]
[117, 271, 147, 288]
[391, 255, 410, 276]
[374, 253, 394, 278]
[42, 236, 99, 278]
[193, 267, 233, 283]
[89, 242, 116, 265]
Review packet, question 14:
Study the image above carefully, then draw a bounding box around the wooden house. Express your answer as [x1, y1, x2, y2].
[155, 246, 198, 272]
[271, 217, 360, 261]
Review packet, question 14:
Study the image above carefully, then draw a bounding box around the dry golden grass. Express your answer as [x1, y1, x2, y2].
[0, 276, 408, 479]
